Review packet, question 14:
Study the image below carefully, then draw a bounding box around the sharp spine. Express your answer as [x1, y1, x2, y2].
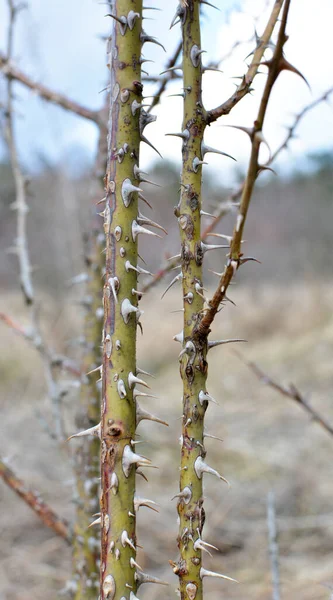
[121, 530, 136, 551]
[128, 372, 150, 389]
[135, 571, 169, 587]
[200, 567, 238, 583]
[194, 456, 230, 486]
[198, 390, 218, 405]
[136, 402, 168, 427]
[161, 272, 183, 299]
[122, 444, 151, 478]
[67, 423, 101, 441]
[208, 338, 247, 349]
[121, 298, 141, 324]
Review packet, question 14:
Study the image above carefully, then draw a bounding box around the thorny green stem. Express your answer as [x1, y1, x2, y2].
[196, 0, 291, 338]
[174, 3, 208, 599]
[100, 2, 146, 599]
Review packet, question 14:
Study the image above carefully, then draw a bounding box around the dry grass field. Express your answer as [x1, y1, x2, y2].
[1, 280, 333, 600]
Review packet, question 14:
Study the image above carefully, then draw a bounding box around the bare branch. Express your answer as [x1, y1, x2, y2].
[240, 355, 333, 439]
[207, 0, 284, 123]
[196, 0, 292, 337]
[0, 53, 100, 123]
[0, 456, 72, 544]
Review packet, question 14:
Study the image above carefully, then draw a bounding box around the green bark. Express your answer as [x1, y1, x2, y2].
[100, 3, 143, 599]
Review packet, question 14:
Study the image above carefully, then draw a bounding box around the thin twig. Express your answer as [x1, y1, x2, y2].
[239, 355, 333, 439]
[267, 491, 281, 600]
[0, 456, 73, 544]
[147, 40, 182, 113]
[0, 53, 100, 123]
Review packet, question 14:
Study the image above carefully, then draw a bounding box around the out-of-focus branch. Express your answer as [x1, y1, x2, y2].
[3, 1, 33, 305]
[240, 355, 333, 439]
[147, 40, 182, 113]
[0, 456, 73, 544]
[267, 491, 281, 600]
[0, 53, 100, 123]
[207, 0, 284, 123]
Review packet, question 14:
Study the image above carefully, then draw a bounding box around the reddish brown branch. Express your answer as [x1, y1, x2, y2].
[0, 457, 73, 544]
[0, 53, 100, 123]
[207, 0, 284, 123]
[196, 0, 291, 337]
[240, 356, 333, 439]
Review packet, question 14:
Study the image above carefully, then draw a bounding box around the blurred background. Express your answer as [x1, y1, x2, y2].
[0, 1, 333, 599]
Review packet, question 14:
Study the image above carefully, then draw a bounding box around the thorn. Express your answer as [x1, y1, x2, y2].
[204, 430, 224, 442]
[67, 423, 101, 441]
[179, 341, 196, 362]
[201, 242, 229, 253]
[117, 379, 127, 399]
[166, 129, 190, 143]
[168, 91, 186, 98]
[88, 516, 101, 528]
[190, 44, 206, 67]
[110, 472, 118, 495]
[133, 389, 158, 400]
[136, 367, 155, 379]
[134, 166, 161, 187]
[192, 156, 208, 172]
[121, 178, 143, 207]
[140, 31, 166, 52]
[201, 142, 236, 161]
[161, 272, 182, 299]
[208, 338, 247, 350]
[131, 99, 150, 115]
[278, 56, 311, 90]
[194, 456, 230, 486]
[167, 253, 181, 261]
[160, 65, 183, 75]
[140, 134, 163, 158]
[127, 10, 140, 30]
[239, 256, 261, 266]
[125, 261, 154, 277]
[171, 486, 192, 504]
[130, 557, 143, 571]
[135, 571, 169, 587]
[200, 210, 217, 219]
[207, 232, 233, 244]
[106, 13, 127, 35]
[170, 5, 186, 29]
[201, 0, 220, 9]
[136, 402, 169, 427]
[121, 530, 136, 551]
[121, 298, 141, 324]
[86, 364, 102, 376]
[128, 372, 150, 389]
[108, 276, 119, 304]
[122, 444, 151, 478]
[193, 534, 218, 557]
[200, 567, 238, 584]
[102, 575, 116, 600]
[134, 496, 159, 513]
[137, 212, 167, 234]
[198, 390, 218, 406]
[173, 330, 184, 344]
[138, 192, 153, 210]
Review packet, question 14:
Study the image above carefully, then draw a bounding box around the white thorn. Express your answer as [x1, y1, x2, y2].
[102, 575, 116, 600]
[108, 276, 119, 304]
[132, 220, 162, 241]
[201, 242, 229, 253]
[173, 330, 184, 344]
[204, 430, 224, 442]
[134, 496, 159, 513]
[171, 486, 192, 504]
[208, 338, 247, 350]
[200, 210, 217, 218]
[130, 557, 143, 570]
[179, 340, 196, 361]
[125, 260, 154, 277]
[110, 472, 118, 495]
[122, 444, 151, 477]
[137, 212, 167, 234]
[192, 156, 208, 172]
[161, 272, 182, 299]
[194, 456, 230, 486]
[136, 402, 169, 427]
[67, 423, 101, 441]
[198, 390, 218, 405]
[136, 367, 155, 379]
[88, 517, 101, 528]
[201, 142, 236, 161]
[135, 571, 169, 587]
[122, 178, 143, 207]
[128, 371, 150, 389]
[200, 567, 238, 583]
[121, 530, 136, 551]
[133, 389, 157, 400]
[117, 379, 127, 399]
[121, 298, 141, 324]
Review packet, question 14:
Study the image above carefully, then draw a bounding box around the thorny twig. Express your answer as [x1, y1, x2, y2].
[267, 491, 281, 600]
[240, 354, 333, 439]
[0, 456, 73, 544]
[196, 0, 293, 337]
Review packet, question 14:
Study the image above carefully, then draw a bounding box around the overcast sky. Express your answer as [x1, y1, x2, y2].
[0, 0, 332, 183]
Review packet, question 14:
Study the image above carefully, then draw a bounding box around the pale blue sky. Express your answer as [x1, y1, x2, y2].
[0, 0, 332, 182]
